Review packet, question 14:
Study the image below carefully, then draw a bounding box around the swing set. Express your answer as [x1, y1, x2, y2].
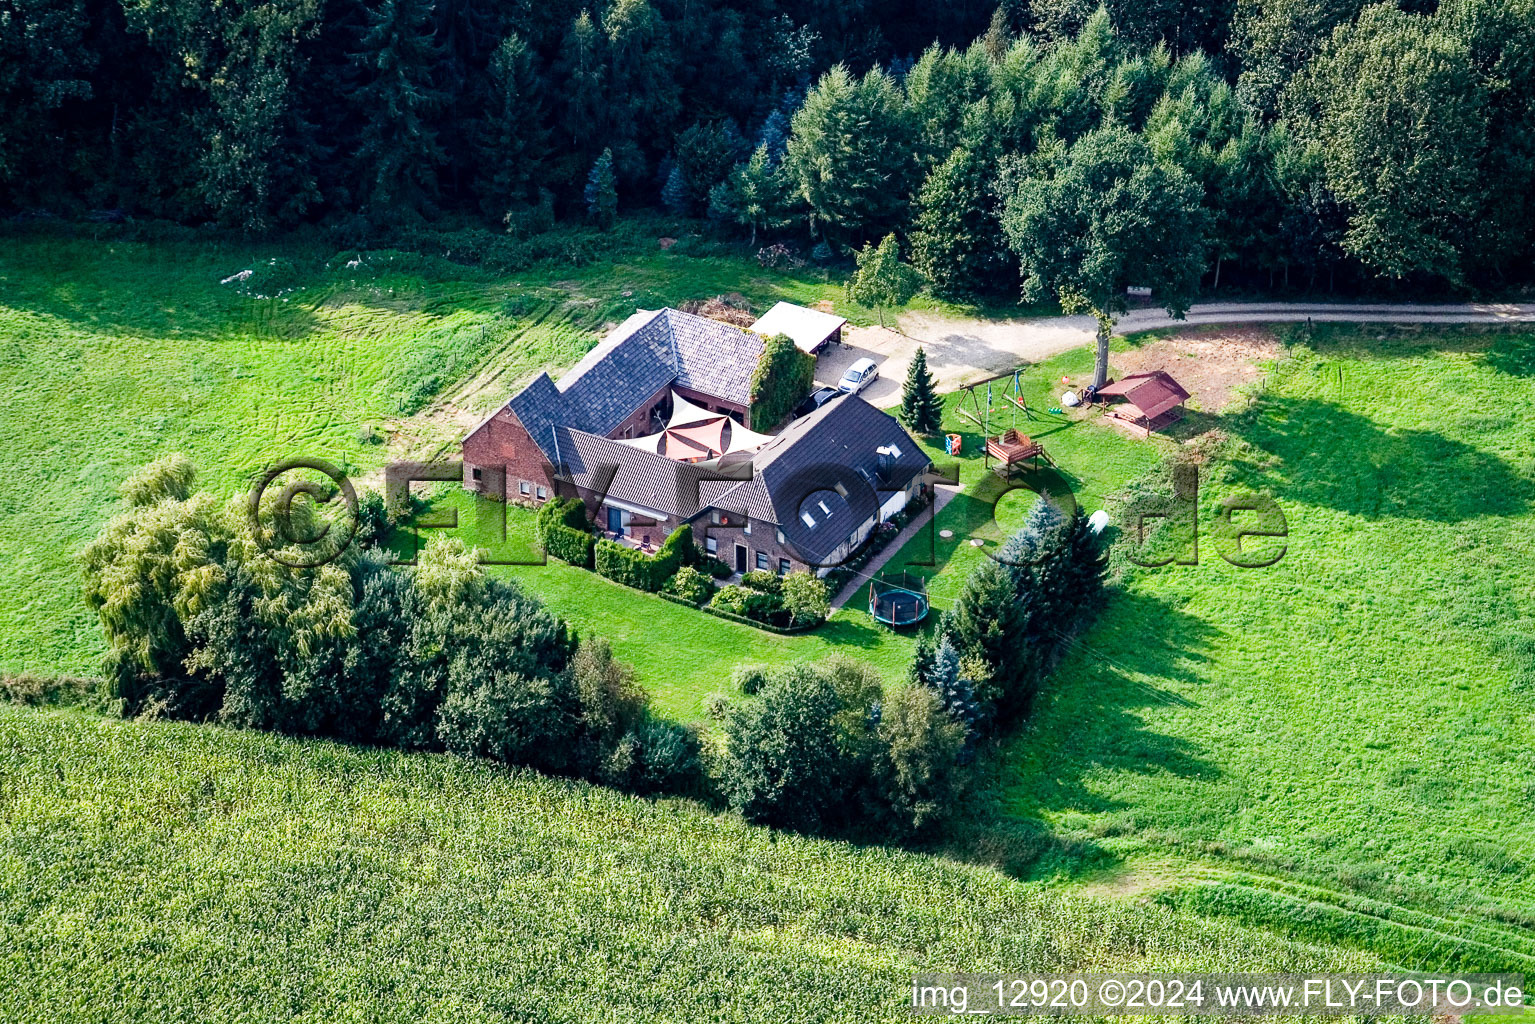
[954, 368, 1030, 433]
[955, 369, 1055, 477]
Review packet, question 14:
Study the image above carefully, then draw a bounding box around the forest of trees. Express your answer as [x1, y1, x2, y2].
[4, 0, 1534, 294]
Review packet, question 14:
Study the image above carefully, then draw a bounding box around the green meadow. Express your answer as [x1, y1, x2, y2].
[4, 231, 1535, 990]
[989, 327, 1535, 971]
[0, 228, 887, 681]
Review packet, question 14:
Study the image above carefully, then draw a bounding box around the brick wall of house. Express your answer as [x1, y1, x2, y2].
[673, 386, 751, 429]
[461, 408, 556, 503]
[604, 383, 752, 439]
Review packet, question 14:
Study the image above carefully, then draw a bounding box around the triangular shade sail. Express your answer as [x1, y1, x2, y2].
[614, 391, 777, 462]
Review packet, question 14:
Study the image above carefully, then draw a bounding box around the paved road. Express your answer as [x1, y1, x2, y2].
[832, 301, 1535, 407]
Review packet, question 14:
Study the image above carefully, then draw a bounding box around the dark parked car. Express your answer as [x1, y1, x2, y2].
[794, 386, 840, 417]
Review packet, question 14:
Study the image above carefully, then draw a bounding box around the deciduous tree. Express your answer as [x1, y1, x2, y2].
[999, 126, 1207, 389]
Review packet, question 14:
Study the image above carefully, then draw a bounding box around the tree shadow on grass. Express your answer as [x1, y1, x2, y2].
[817, 613, 920, 652]
[1228, 395, 1532, 522]
[1485, 332, 1535, 377]
[943, 590, 1223, 881]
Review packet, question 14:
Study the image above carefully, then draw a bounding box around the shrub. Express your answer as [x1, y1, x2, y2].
[630, 716, 703, 796]
[356, 490, 391, 549]
[729, 663, 772, 696]
[595, 524, 693, 591]
[535, 497, 597, 567]
[698, 554, 733, 578]
[739, 569, 782, 594]
[663, 565, 713, 607]
[0, 673, 104, 709]
[653, 523, 693, 578]
[709, 584, 782, 621]
[780, 571, 829, 625]
[436, 668, 575, 771]
[871, 684, 967, 837]
[571, 636, 648, 769]
[716, 665, 859, 832]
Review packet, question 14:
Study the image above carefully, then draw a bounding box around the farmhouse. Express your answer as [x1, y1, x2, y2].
[462, 306, 930, 574]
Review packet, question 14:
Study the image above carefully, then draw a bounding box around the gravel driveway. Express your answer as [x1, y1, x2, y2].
[813, 301, 1535, 409]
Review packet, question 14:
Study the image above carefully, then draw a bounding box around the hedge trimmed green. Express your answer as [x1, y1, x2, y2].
[536, 497, 597, 567]
[594, 525, 693, 592]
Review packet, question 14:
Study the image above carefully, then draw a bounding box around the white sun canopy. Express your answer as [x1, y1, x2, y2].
[615, 391, 776, 460]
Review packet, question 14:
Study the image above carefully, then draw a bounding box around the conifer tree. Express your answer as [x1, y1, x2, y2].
[349, 0, 447, 223]
[711, 146, 789, 244]
[661, 164, 689, 214]
[585, 148, 618, 227]
[926, 635, 981, 737]
[475, 33, 548, 219]
[786, 65, 916, 241]
[940, 558, 1029, 719]
[899, 346, 943, 434]
[910, 141, 1013, 298]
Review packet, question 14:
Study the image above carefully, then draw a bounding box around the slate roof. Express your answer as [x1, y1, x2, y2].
[538, 308, 764, 439]
[553, 310, 678, 435]
[504, 373, 569, 457]
[664, 308, 763, 404]
[702, 394, 930, 563]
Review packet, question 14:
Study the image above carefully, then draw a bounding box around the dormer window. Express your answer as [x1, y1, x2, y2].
[800, 510, 817, 528]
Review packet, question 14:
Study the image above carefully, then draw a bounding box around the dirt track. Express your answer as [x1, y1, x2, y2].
[817, 301, 1535, 408]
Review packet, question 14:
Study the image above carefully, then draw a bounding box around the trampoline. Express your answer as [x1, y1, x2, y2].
[869, 571, 929, 627]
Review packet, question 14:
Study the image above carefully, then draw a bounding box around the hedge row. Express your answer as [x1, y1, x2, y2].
[594, 525, 693, 592]
[702, 604, 823, 635]
[535, 497, 597, 567]
[545, 523, 595, 567]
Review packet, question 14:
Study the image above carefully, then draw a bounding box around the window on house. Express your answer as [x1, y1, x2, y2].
[535, 486, 548, 501]
[779, 558, 791, 575]
[705, 537, 718, 556]
[756, 552, 769, 570]
[742, 519, 751, 535]
[471, 467, 483, 481]
[817, 499, 831, 516]
[800, 510, 817, 528]
[519, 481, 530, 496]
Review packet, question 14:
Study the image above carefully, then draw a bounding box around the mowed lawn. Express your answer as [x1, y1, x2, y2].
[0, 231, 867, 682]
[393, 487, 921, 720]
[989, 327, 1535, 971]
[396, 345, 1164, 720]
[0, 705, 1382, 1024]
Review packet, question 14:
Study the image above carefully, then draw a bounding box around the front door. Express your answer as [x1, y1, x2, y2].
[607, 506, 625, 535]
[734, 544, 748, 574]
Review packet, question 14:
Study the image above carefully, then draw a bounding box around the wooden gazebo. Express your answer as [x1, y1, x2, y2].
[984, 428, 1051, 479]
[1094, 370, 1190, 433]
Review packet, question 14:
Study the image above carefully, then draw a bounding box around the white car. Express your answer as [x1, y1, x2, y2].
[837, 357, 879, 395]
